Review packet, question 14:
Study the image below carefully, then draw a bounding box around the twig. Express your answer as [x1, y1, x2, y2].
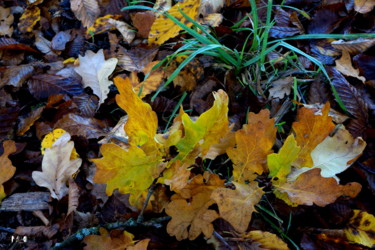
[213, 231, 233, 250]
[51, 216, 170, 250]
[137, 182, 157, 223]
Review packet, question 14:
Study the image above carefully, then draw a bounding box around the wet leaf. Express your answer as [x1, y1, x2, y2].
[227, 109, 276, 181]
[242, 231, 289, 250]
[0, 140, 16, 202]
[17, 106, 45, 136]
[149, 0, 200, 45]
[74, 49, 118, 105]
[32, 132, 82, 200]
[0, 65, 34, 88]
[211, 182, 263, 233]
[344, 210, 375, 248]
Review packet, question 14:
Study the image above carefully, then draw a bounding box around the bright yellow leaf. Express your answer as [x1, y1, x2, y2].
[18, 6, 40, 33]
[148, 0, 200, 45]
[41, 128, 79, 159]
[344, 210, 375, 248]
[0, 140, 16, 202]
[227, 109, 276, 182]
[114, 76, 158, 147]
[242, 230, 289, 250]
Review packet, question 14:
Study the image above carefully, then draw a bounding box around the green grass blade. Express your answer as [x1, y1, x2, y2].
[163, 92, 187, 133]
[260, 0, 274, 71]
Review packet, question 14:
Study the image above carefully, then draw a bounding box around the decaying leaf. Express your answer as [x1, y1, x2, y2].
[166, 173, 224, 240]
[211, 182, 263, 233]
[274, 169, 361, 207]
[292, 103, 335, 168]
[17, 106, 45, 136]
[129, 61, 164, 98]
[288, 126, 366, 182]
[117, 46, 159, 72]
[242, 230, 289, 250]
[15, 224, 59, 239]
[74, 49, 118, 105]
[32, 132, 82, 200]
[344, 210, 375, 248]
[149, 0, 200, 45]
[268, 76, 294, 99]
[67, 179, 79, 216]
[354, 0, 375, 14]
[0, 140, 16, 202]
[335, 50, 366, 83]
[0, 6, 14, 36]
[18, 6, 40, 33]
[227, 109, 276, 181]
[70, 0, 100, 28]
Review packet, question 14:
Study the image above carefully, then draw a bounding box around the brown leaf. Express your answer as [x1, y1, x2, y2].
[354, 0, 375, 13]
[54, 113, 108, 139]
[17, 106, 45, 136]
[335, 50, 365, 83]
[67, 179, 79, 216]
[274, 169, 361, 207]
[0, 6, 14, 36]
[14, 224, 59, 239]
[130, 11, 156, 38]
[268, 76, 294, 99]
[70, 0, 100, 28]
[83, 228, 136, 250]
[331, 38, 375, 55]
[0, 65, 34, 88]
[117, 46, 159, 72]
[211, 182, 263, 233]
[0, 37, 38, 52]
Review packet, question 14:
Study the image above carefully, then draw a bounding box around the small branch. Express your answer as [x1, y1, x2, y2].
[0, 226, 15, 234]
[137, 182, 157, 223]
[51, 216, 170, 250]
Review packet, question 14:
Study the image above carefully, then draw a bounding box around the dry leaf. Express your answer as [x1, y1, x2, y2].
[32, 132, 82, 200]
[148, 0, 200, 45]
[227, 109, 276, 181]
[17, 106, 45, 136]
[0, 140, 16, 202]
[0, 6, 14, 36]
[331, 38, 375, 54]
[242, 230, 289, 250]
[335, 50, 366, 83]
[354, 0, 375, 14]
[199, 0, 225, 16]
[70, 0, 100, 28]
[268, 76, 294, 99]
[67, 179, 79, 216]
[74, 49, 118, 105]
[344, 210, 375, 248]
[211, 182, 263, 233]
[274, 169, 361, 207]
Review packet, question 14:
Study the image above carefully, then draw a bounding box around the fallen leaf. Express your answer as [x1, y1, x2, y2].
[274, 169, 361, 207]
[175, 89, 229, 162]
[354, 0, 375, 14]
[52, 31, 71, 51]
[292, 102, 335, 168]
[32, 132, 82, 200]
[344, 210, 375, 248]
[18, 6, 40, 33]
[148, 0, 200, 45]
[87, 15, 123, 36]
[268, 76, 294, 99]
[199, 0, 225, 16]
[0, 6, 14, 36]
[17, 106, 45, 136]
[83, 228, 135, 250]
[331, 38, 375, 55]
[15, 224, 59, 239]
[288, 126, 366, 182]
[130, 61, 165, 98]
[74, 49, 118, 105]
[335, 50, 366, 83]
[211, 182, 263, 233]
[0, 65, 34, 88]
[130, 11, 156, 38]
[166, 173, 224, 240]
[70, 0, 100, 28]
[107, 18, 136, 44]
[268, 134, 300, 182]
[161, 160, 191, 192]
[0, 140, 16, 202]
[227, 109, 276, 181]
[67, 179, 79, 216]
[117, 46, 159, 72]
[0, 192, 50, 212]
[114, 76, 158, 147]
[92, 143, 163, 206]
[242, 230, 289, 250]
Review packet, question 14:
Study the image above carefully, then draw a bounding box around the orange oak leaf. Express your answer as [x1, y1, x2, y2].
[227, 109, 276, 182]
[114, 76, 158, 147]
[0, 140, 16, 202]
[92, 143, 164, 206]
[292, 102, 335, 168]
[211, 182, 264, 233]
[148, 0, 200, 45]
[165, 172, 224, 240]
[273, 168, 361, 207]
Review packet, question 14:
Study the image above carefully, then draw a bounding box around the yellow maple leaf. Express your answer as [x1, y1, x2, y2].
[344, 210, 375, 248]
[211, 182, 263, 233]
[148, 0, 200, 45]
[0, 140, 16, 202]
[165, 172, 224, 240]
[227, 109, 276, 182]
[292, 102, 335, 168]
[115, 76, 158, 147]
[92, 143, 164, 206]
